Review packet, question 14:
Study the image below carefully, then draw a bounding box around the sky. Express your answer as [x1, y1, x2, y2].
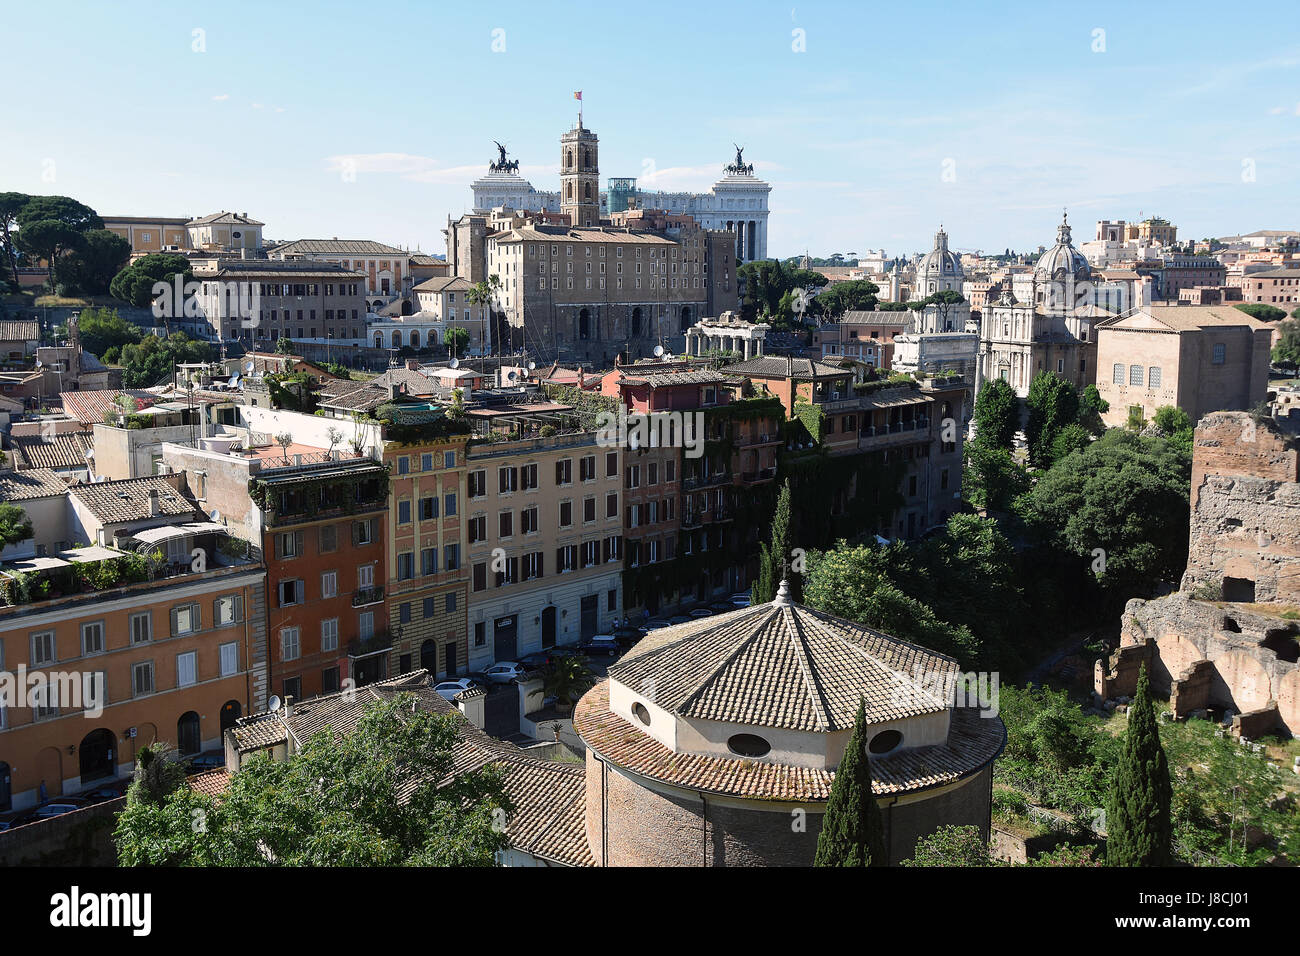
[5, 0, 1300, 261]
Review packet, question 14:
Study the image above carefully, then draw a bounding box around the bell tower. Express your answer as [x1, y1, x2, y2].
[560, 101, 599, 228]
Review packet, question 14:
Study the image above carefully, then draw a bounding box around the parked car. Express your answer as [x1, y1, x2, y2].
[81, 783, 128, 804]
[730, 592, 752, 609]
[483, 662, 527, 685]
[708, 601, 735, 613]
[687, 607, 715, 619]
[0, 809, 38, 831]
[611, 625, 644, 646]
[517, 651, 556, 671]
[434, 678, 478, 701]
[642, 617, 670, 633]
[667, 615, 692, 625]
[577, 635, 621, 657]
[185, 753, 225, 774]
[32, 797, 88, 820]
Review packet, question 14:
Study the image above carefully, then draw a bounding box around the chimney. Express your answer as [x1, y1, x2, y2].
[148, 489, 160, 517]
[406, 359, 420, 370]
[389, 382, 402, 400]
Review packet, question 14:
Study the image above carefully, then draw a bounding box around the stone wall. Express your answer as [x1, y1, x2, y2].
[1182, 411, 1300, 603]
[0, 797, 122, 866]
[1113, 593, 1300, 736]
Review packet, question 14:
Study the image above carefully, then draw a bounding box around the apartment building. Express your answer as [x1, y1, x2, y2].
[464, 432, 623, 669]
[0, 473, 266, 810]
[1227, 268, 1300, 308]
[383, 434, 471, 680]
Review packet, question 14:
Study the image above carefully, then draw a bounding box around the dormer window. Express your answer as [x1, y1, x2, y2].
[727, 733, 771, 758]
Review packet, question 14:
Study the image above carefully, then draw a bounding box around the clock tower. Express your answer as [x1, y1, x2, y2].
[560, 105, 600, 228]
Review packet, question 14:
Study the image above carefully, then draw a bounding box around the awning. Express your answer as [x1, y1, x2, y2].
[178, 521, 225, 534]
[129, 525, 186, 545]
[60, 545, 126, 564]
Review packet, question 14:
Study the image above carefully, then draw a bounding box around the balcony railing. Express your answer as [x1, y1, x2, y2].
[860, 416, 930, 438]
[347, 629, 394, 658]
[741, 467, 777, 483]
[352, 586, 384, 607]
[683, 473, 732, 491]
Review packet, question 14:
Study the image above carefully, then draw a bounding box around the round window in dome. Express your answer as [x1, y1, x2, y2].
[727, 733, 771, 758]
[632, 702, 651, 726]
[868, 729, 903, 755]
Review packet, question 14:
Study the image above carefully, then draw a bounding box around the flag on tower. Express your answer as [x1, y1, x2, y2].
[573, 91, 582, 101]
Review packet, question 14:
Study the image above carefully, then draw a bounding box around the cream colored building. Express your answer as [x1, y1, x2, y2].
[102, 216, 191, 254]
[464, 433, 623, 670]
[1094, 305, 1272, 428]
[186, 212, 264, 254]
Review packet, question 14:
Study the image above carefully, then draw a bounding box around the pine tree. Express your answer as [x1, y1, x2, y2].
[814, 698, 887, 866]
[1105, 664, 1173, 866]
[751, 479, 798, 603]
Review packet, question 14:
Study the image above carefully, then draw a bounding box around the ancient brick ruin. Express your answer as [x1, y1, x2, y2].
[1097, 411, 1300, 737]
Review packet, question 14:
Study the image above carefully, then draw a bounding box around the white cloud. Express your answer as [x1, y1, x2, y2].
[211, 93, 229, 101]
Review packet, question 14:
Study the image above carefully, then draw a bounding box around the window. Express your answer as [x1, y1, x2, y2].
[354, 519, 374, 545]
[606, 451, 618, 477]
[469, 515, 486, 544]
[1212, 343, 1226, 365]
[177, 651, 197, 688]
[444, 544, 459, 571]
[556, 545, 577, 572]
[358, 564, 374, 589]
[172, 603, 200, 636]
[278, 579, 304, 607]
[219, 642, 238, 677]
[419, 496, 438, 520]
[318, 617, 339, 653]
[214, 594, 243, 626]
[31, 630, 55, 666]
[499, 466, 518, 493]
[468, 470, 487, 498]
[606, 492, 618, 518]
[727, 733, 771, 757]
[1148, 366, 1162, 389]
[81, 621, 105, 656]
[499, 511, 513, 538]
[399, 603, 412, 624]
[473, 562, 487, 592]
[281, 627, 301, 662]
[398, 552, 414, 580]
[868, 729, 903, 754]
[319, 524, 338, 553]
[275, 530, 303, 559]
[521, 463, 538, 490]
[421, 453, 433, 472]
[445, 592, 457, 613]
[555, 458, 573, 485]
[359, 612, 374, 639]
[444, 493, 456, 516]
[474, 622, 486, 647]
[1112, 363, 1125, 385]
[130, 612, 152, 644]
[321, 571, 338, 599]
[421, 547, 437, 575]
[559, 501, 573, 527]
[398, 456, 410, 475]
[398, 500, 412, 524]
[444, 450, 456, 468]
[1129, 365, 1144, 386]
[521, 505, 538, 534]
[132, 661, 155, 697]
[580, 455, 596, 481]
[584, 496, 597, 522]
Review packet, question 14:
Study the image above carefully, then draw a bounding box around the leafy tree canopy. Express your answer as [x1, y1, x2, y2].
[115, 694, 512, 866]
[54, 228, 131, 295]
[1233, 302, 1287, 323]
[109, 253, 193, 308]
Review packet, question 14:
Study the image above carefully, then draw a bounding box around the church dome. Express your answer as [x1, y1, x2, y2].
[916, 227, 963, 294]
[1035, 212, 1091, 281]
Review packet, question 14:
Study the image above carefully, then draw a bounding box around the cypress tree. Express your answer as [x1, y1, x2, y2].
[1105, 664, 1173, 866]
[751, 479, 798, 603]
[814, 698, 888, 866]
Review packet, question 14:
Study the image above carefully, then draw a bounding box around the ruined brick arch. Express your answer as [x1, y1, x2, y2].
[1210, 650, 1271, 714]
[1153, 632, 1201, 689]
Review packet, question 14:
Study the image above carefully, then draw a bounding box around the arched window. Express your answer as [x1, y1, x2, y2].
[78, 728, 117, 783]
[409, 330, 420, 349]
[392, 331, 401, 348]
[727, 733, 771, 758]
[374, 333, 382, 348]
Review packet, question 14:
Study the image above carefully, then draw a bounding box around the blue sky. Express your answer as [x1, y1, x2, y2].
[5, 0, 1299, 260]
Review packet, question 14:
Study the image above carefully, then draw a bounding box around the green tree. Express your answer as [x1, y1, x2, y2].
[16, 219, 83, 292]
[1151, 405, 1194, 458]
[115, 695, 511, 866]
[0, 192, 30, 291]
[803, 542, 982, 664]
[445, 326, 470, 358]
[963, 441, 1030, 513]
[813, 698, 887, 866]
[1272, 318, 1300, 370]
[126, 742, 190, 807]
[1049, 422, 1093, 463]
[55, 229, 131, 295]
[901, 825, 996, 866]
[813, 279, 879, 317]
[0, 503, 34, 550]
[752, 478, 795, 603]
[276, 336, 295, 354]
[920, 289, 967, 329]
[972, 377, 1018, 450]
[1017, 429, 1191, 607]
[17, 195, 102, 233]
[1233, 303, 1287, 323]
[1106, 665, 1173, 866]
[66, 306, 141, 358]
[1025, 370, 1079, 468]
[115, 332, 216, 388]
[543, 655, 595, 713]
[1076, 384, 1109, 436]
[109, 252, 193, 309]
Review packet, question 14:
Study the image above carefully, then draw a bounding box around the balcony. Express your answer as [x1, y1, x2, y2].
[683, 473, 732, 491]
[347, 629, 393, 659]
[858, 417, 932, 450]
[741, 466, 777, 483]
[737, 432, 781, 448]
[352, 586, 384, 608]
[681, 512, 702, 530]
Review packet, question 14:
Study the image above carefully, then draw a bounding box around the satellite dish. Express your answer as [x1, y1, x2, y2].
[527, 360, 536, 370]
[244, 361, 255, 373]
[267, 695, 283, 713]
[653, 345, 664, 357]
[34, 359, 43, 369]
[507, 371, 517, 382]
[449, 357, 460, 369]
[209, 509, 221, 522]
